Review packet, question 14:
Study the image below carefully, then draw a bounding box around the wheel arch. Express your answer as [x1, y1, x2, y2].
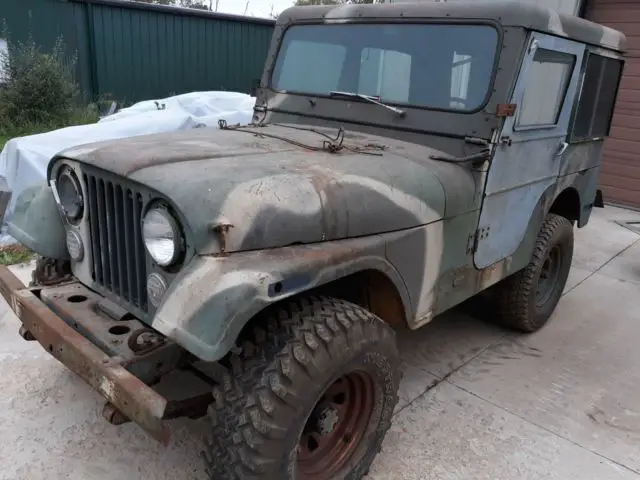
[548, 186, 581, 225]
[152, 244, 413, 363]
[507, 182, 579, 273]
[236, 268, 411, 348]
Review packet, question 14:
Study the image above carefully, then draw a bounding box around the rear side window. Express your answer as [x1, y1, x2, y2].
[570, 53, 624, 142]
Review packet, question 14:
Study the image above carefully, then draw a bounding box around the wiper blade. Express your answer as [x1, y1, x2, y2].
[329, 91, 405, 117]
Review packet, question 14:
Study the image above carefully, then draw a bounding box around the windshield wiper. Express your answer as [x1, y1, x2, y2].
[329, 91, 405, 117]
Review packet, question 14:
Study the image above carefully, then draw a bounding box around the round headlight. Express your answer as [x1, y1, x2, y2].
[142, 207, 181, 267]
[57, 166, 84, 221]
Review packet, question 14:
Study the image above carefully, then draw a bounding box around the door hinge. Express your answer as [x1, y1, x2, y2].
[496, 103, 517, 117]
[468, 227, 490, 254]
[500, 136, 513, 146]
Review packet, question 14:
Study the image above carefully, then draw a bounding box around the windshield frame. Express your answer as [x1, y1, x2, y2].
[268, 19, 503, 116]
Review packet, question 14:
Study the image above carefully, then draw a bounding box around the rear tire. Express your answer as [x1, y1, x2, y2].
[486, 213, 574, 333]
[202, 295, 400, 480]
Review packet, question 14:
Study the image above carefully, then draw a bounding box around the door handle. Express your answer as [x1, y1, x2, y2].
[556, 141, 568, 156]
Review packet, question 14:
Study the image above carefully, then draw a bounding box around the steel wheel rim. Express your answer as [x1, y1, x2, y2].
[297, 371, 376, 479]
[536, 245, 562, 307]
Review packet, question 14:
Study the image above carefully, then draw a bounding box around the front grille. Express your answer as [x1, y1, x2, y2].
[84, 172, 148, 311]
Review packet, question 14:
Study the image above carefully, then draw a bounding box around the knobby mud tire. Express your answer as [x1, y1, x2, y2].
[489, 213, 574, 332]
[202, 295, 400, 480]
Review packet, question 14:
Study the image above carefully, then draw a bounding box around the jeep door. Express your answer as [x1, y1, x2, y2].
[474, 32, 585, 269]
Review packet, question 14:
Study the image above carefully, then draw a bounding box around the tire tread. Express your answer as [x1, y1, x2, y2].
[492, 213, 573, 332]
[202, 295, 398, 480]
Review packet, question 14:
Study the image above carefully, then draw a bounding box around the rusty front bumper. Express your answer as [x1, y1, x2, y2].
[0, 265, 171, 445]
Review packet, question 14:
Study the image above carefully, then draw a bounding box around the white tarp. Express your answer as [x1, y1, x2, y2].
[0, 91, 256, 244]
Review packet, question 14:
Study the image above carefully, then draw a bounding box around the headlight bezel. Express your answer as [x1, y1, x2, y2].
[142, 203, 185, 269]
[65, 228, 84, 261]
[56, 165, 84, 223]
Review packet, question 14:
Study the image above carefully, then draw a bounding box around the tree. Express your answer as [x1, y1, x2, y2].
[131, 0, 214, 10]
[294, 0, 375, 5]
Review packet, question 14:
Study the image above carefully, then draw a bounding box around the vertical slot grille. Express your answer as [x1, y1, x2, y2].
[85, 173, 148, 311]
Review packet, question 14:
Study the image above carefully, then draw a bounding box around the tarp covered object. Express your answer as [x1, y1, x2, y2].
[0, 91, 256, 244]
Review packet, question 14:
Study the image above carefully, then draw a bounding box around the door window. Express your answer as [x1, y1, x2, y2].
[515, 48, 576, 129]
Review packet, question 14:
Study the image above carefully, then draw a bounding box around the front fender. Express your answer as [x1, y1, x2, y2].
[7, 184, 69, 260]
[151, 234, 411, 362]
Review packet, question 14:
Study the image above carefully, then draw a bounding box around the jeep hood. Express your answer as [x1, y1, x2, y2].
[58, 125, 477, 255]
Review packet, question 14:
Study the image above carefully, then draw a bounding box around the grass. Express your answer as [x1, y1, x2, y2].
[0, 244, 34, 265]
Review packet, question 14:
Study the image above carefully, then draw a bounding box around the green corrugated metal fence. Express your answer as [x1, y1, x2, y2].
[0, 0, 275, 104]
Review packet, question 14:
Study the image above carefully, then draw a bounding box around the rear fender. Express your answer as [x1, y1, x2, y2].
[508, 167, 597, 272]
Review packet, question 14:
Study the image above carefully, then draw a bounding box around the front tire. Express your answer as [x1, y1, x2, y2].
[487, 213, 574, 332]
[203, 296, 400, 480]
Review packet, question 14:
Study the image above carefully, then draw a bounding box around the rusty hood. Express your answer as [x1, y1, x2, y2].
[57, 124, 476, 255]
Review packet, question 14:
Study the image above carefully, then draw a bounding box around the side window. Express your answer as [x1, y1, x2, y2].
[358, 48, 412, 103]
[570, 53, 623, 141]
[273, 40, 347, 94]
[516, 48, 576, 129]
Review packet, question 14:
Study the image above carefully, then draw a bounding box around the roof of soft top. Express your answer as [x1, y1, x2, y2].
[277, 0, 626, 52]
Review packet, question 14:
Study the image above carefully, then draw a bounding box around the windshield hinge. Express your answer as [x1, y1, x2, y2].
[464, 136, 490, 146]
[500, 136, 513, 146]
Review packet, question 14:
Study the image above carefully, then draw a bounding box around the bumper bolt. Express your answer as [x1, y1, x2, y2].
[19, 325, 35, 341]
[102, 402, 131, 425]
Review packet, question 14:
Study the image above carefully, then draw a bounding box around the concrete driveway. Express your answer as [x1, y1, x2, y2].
[2, 205, 640, 479]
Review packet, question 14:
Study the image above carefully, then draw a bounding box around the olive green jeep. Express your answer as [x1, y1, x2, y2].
[0, 2, 625, 479]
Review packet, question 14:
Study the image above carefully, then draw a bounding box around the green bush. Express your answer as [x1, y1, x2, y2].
[0, 34, 85, 129]
[0, 32, 99, 146]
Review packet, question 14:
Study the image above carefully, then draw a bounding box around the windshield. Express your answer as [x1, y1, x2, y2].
[271, 23, 499, 112]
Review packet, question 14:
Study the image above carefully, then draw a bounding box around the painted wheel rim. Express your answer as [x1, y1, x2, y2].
[297, 371, 376, 479]
[536, 245, 562, 307]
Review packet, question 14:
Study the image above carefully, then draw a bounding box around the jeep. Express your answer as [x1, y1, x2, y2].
[0, 2, 625, 479]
